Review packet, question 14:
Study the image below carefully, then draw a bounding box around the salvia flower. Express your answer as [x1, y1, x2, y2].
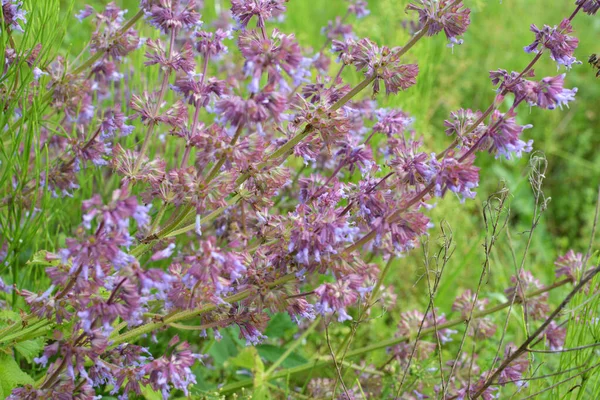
[576, 0, 600, 15]
[524, 19, 579, 68]
[497, 344, 529, 386]
[487, 109, 533, 160]
[406, 0, 471, 43]
[505, 270, 549, 320]
[146, 0, 202, 33]
[347, 0, 370, 18]
[142, 337, 199, 397]
[145, 39, 196, 72]
[373, 108, 414, 137]
[194, 28, 230, 58]
[351, 38, 419, 95]
[314, 275, 365, 322]
[238, 28, 302, 91]
[544, 321, 567, 350]
[433, 153, 480, 202]
[444, 108, 487, 148]
[555, 249, 585, 282]
[490, 70, 577, 110]
[230, 0, 286, 29]
[1, 0, 27, 33]
[453, 290, 497, 338]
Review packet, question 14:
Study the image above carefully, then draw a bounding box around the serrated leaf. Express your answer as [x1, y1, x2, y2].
[0, 310, 20, 328]
[15, 338, 46, 363]
[0, 353, 34, 397]
[141, 383, 163, 400]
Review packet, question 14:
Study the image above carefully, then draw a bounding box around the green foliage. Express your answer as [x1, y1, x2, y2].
[0, 353, 34, 397]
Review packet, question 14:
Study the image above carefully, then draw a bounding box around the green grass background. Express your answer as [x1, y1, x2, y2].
[2, 0, 600, 398]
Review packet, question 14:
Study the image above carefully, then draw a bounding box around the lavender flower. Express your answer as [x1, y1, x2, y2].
[406, 0, 471, 43]
[351, 38, 419, 95]
[1, 0, 27, 33]
[147, 0, 202, 33]
[576, 0, 600, 15]
[487, 110, 533, 160]
[524, 19, 579, 68]
[555, 249, 585, 282]
[433, 153, 480, 202]
[315, 275, 364, 322]
[231, 0, 286, 29]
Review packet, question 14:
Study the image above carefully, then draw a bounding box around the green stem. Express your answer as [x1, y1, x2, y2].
[109, 273, 297, 348]
[265, 317, 321, 377]
[218, 278, 571, 394]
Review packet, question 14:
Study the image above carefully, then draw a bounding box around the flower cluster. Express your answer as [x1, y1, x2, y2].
[0, 0, 597, 398]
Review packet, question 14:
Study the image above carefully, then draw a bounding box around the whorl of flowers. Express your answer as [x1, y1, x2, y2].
[0, 0, 597, 398]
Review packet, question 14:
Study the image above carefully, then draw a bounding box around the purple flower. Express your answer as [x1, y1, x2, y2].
[315, 275, 365, 322]
[151, 243, 176, 261]
[194, 28, 230, 58]
[555, 249, 584, 282]
[453, 290, 497, 338]
[544, 321, 566, 351]
[235, 311, 269, 345]
[145, 39, 196, 72]
[398, 309, 457, 345]
[433, 153, 480, 202]
[389, 135, 436, 187]
[505, 270, 549, 320]
[75, 5, 95, 22]
[373, 108, 414, 136]
[498, 344, 529, 386]
[238, 29, 302, 90]
[491, 70, 577, 110]
[535, 74, 577, 109]
[172, 73, 227, 106]
[386, 210, 432, 252]
[2, 0, 27, 33]
[287, 298, 316, 323]
[576, 0, 600, 15]
[351, 38, 419, 95]
[444, 109, 487, 147]
[347, 0, 370, 18]
[524, 19, 579, 68]
[487, 110, 533, 160]
[231, 0, 286, 29]
[147, 0, 202, 33]
[142, 339, 199, 397]
[99, 108, 134, 139]
[216, 88, 286, 126]
[289, 203, 359, 266]
[406, 0, 471, 43]
[0, 276, 11, 293]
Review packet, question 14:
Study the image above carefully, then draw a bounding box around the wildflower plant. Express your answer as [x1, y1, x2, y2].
[0, 0, 599, 398]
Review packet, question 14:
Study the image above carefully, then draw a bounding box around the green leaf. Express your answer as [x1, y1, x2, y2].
[0, 310, 20, 328]
[251, 347, 270, 400]
[264, 313, 295, 339]
[228, 347, 256, 370]
[208, 330, 239, 365]
[15, 338, 46, 363]
[141, 383, 163, 400]
[257, 344, 308, 368]
[0, 353, 34, 397]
